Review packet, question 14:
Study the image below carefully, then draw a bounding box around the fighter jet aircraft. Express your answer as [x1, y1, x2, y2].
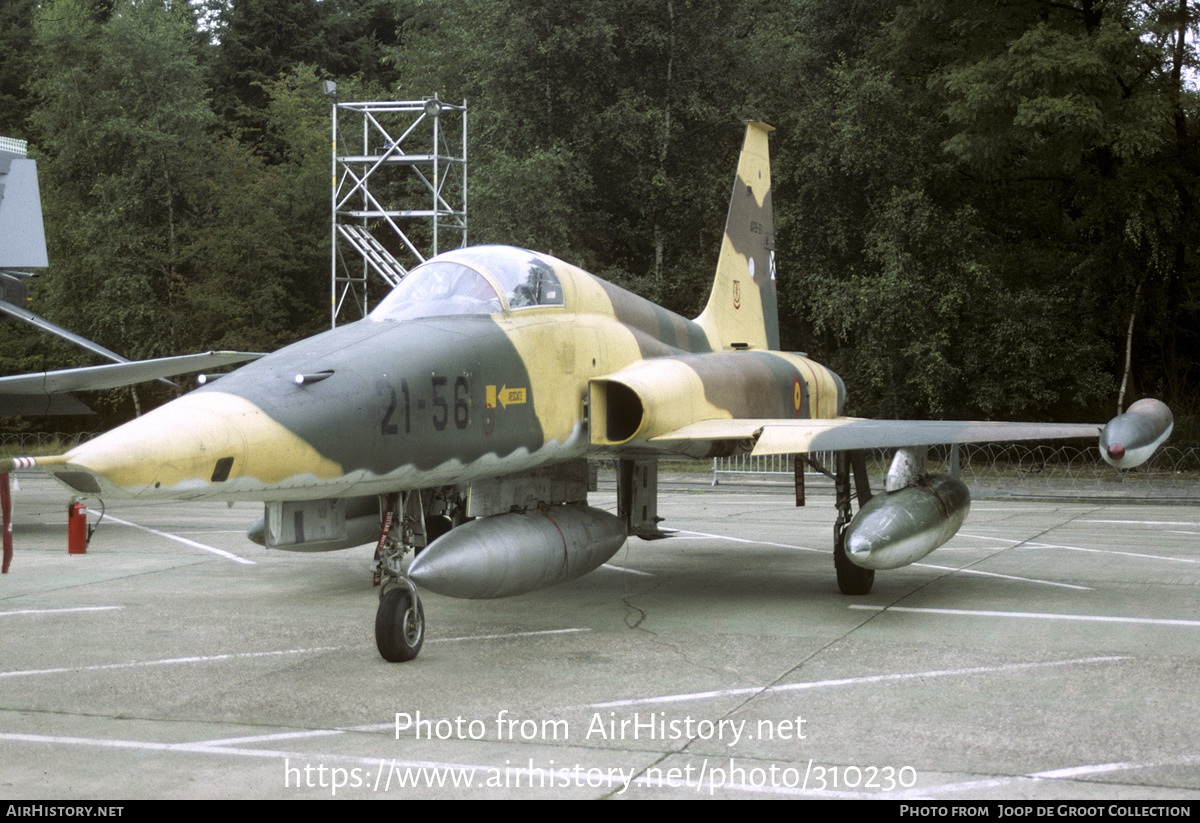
[3, 123, 1172, 662]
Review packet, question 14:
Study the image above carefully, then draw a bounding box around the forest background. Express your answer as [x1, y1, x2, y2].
[1, 0, 1197, 445]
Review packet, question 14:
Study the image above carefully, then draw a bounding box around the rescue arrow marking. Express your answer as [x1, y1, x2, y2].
[498, 385, 526, 407]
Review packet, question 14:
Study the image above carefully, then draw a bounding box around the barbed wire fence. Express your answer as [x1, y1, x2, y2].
[1, 432, 97, 453]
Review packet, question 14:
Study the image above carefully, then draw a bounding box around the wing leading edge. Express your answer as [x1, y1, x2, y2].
[750, 418, 1102, 455]
[651, 401, 1173, 474]
[651, 417, 1102, 455]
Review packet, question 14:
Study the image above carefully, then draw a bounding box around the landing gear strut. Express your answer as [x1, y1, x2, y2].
[371, 488, 468, 662]
[833, 450, 874, 595]
[373, 491, 426, 662]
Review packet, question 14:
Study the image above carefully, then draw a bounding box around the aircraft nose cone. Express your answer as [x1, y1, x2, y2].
[49, 390, 346, 499]
[52, 392, 250, 498]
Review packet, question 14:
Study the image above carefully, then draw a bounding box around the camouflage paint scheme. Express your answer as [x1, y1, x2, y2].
[4, 122, 1172, 663]
[36, 123, 848, 502]
[14, 122, 1135, 509]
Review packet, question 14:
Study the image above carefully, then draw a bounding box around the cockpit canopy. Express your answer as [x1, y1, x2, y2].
[370, 246, 564, 322]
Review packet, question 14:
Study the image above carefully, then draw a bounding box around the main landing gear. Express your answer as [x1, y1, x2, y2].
[832, 450, 874, 596]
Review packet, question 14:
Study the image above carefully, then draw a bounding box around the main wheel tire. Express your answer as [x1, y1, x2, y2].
[376, 588, 425, 662]
[834, 525, 875, 595]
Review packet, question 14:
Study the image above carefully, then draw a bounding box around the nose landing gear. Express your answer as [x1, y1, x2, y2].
[376, 580, 425, 662]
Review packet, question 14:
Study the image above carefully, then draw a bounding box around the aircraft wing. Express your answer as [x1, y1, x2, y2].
[652, 417, 1102, 455]
[0, 351, 265, 395]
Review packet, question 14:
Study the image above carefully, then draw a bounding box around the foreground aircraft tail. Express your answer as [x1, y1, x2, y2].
[0, 137, 49, 271]
[695, 121, 779, 352]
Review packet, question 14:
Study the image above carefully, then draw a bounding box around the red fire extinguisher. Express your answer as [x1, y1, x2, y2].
[2, 472, 12, 573]
[68, 500, 89, 555]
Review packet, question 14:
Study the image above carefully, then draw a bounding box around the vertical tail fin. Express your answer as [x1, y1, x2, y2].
[695, 122, 778, 351]
[0, 137, 49, 270]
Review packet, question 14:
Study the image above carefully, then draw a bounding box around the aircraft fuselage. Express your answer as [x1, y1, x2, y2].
[46, 247, 840, 503]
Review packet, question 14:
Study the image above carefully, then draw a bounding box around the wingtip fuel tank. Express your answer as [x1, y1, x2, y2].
[407, 505, 627, 599]
[1100, 398, 1173, 469]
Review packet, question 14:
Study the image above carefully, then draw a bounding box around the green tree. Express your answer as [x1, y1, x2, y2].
[183, 65, 338, 348]
[926, 0, 1199, 418]
[206, 0, 405, 154]
[394, 0, 768, 313]
[0, 0, 39, 139]
[775, 0, 1198, 426]
[32, 0, 216, 365]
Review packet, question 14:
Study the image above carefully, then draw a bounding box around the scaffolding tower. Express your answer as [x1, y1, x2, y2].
[331, 97, 467, 326]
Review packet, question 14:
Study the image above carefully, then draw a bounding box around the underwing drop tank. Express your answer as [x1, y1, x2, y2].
[844, 475, 970, 570]
[407, 505, 627, 599]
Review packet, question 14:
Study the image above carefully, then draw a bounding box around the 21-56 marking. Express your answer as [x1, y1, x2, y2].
[379, 375, 471, 435]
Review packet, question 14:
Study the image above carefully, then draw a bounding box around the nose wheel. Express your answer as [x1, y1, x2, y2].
[375, 582, 425, 662]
